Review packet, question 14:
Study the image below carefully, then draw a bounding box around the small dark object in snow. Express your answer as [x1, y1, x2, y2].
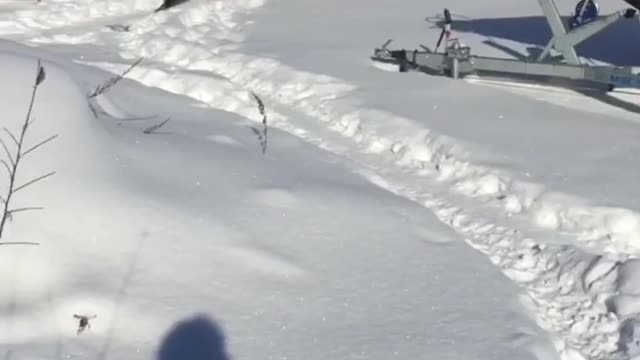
[143, 116, 171, 134]
[249, 91, 268, 154]
[154, 0, 190, 12]
[35, 64, 46, 86]
[105, 24, 131, 32]
[74, 314, 97, 335]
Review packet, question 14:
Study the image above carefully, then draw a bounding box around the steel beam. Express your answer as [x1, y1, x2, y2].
[537, 0, 629, 65]
[372, 48, 640, 89]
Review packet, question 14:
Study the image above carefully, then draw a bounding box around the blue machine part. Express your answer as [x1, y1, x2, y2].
[568, 0, 600, 29]
[609, 73, 640, 89]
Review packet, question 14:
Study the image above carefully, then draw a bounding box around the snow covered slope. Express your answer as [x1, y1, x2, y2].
[2, 0, 640, 359]
[0, 43, 548, 360]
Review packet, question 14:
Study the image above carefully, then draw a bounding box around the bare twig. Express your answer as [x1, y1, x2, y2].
[21, 134, 58, 158]
[8, 206, 44, 213]
[36, 65, 45, 86]
[13, 171, 56, 193]
[0, 137, 15, 166]
[87, 57, 143, 99]
[250, 91, 268, 154]
[251, 91, 265, 115]
[0, 242, 39, 246]
[0, 161, 10, 178]
[0, 60, 57, 243]
[143, 116, 171, 134]
[6, 206, 44, 223]
[3, 128, 19, 147]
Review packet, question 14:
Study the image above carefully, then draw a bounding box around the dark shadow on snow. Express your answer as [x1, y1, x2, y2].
[157, 314, 231, 360]
[97, 230, 150, 360]
[579, 88, 640, 114]
[430, 15, 640, 66]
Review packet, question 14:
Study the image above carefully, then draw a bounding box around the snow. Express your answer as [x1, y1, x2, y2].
[0, 41, 547, 360]
[2, 0, 640, 359]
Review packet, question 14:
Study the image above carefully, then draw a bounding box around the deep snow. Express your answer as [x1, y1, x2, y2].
[2, 0, 640, 359]
[0, 41, 547, 360]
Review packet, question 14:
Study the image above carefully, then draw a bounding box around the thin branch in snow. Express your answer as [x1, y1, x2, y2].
[0, 161, 10, 177]
[3, 128, 19, 147]
[13, 171, 56, 193]
[21, 134, 58, 158]
[0, 242, 39, 246]
[249, 126, 263, 150]
[8, 207, 44, 214]
[0, 137, 14, 167]
[143, 116, 171, 134]
[251, 91, 265, 116]
[0, 60, 57, 243]
[36, 65, 46, 86]
[116, 114, 158, 122]
[88, 102, 99, 118]
[87, 57, 143, 99]
[250, 91, 268, 154]
[5, 206, 44, 223]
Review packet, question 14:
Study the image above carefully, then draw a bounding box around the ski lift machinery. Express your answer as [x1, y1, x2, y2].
[372, 0, 640, 91]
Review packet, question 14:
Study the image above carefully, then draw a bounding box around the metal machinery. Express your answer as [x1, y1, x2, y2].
[372, 0, 640, 90]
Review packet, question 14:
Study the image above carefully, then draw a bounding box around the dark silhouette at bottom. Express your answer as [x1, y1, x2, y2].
[157, 314, 231, 360]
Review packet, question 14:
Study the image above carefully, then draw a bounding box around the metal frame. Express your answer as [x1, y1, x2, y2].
[371, 0, 640, 90]
[537, 0, 627, 65]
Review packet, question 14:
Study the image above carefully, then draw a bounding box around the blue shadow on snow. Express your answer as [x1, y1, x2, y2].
[434, 15, 640, 65]
[157, 314, 231, 360]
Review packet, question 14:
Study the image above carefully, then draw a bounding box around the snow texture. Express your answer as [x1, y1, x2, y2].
[2, 0, 640, 359]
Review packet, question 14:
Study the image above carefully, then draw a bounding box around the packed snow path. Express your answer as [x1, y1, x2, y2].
[3, 0, 640, 359]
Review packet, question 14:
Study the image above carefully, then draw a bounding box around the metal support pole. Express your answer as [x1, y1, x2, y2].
[537, 0, 580, 64]
[452, 57, 459, 79]
[451, 42, 460, 79]
[537, 0, 627, 65]
[561, 11, 624, 46]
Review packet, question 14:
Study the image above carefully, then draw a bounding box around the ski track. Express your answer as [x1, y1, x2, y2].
[4, 0, 640, 359]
